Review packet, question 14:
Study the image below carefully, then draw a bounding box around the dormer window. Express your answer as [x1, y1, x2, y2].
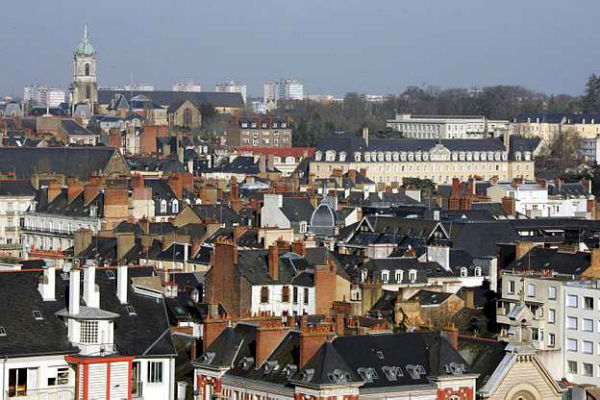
[460, 267, 468, 277]
[394, 270, 403, 283]
[0, 325, 6, 337]
[339, 151, 346, 162]
[325, 150, 336, 162]
[474, 267, 482, 277]
[172, 200, 179, 214]
[361, 269, 368, 282]
[381, 270, 389, 283]
[160, 199, 167, 214]
[408, 269, 417, 283]
[514, 151, 522, 161]
[354, 152, 361, 162]
[315, 151, 322, 161]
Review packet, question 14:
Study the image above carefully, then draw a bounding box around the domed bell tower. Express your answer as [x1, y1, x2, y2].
[71, 25, 98, 113]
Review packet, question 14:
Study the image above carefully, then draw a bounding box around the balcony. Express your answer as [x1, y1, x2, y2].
[20, 226, 73, 238]
[7, 386, 75, 400]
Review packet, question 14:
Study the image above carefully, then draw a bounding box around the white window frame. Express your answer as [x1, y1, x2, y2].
[147, 361, 163, 383]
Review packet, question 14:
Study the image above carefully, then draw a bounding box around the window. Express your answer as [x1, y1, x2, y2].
[527, 283, 535, 297]
[293, 287, 298, 304]
[172, 200, 179, 214]
[460, 267, 468, 277]
[584, 296, 594, 310]
[548, 309, 556, 324]
[8, 368, 27, 397]
[303, 288, 309, 305]
[86, 85, 91, 99]
[549, 333, 555, 347]
[548, 286, 557, 300]
[282, 286, 290, 303]
[260, 287, 269, 303]
[147, 362, 163, 383]
[85, 63, 90, 76]
[568, 338, 578, 352]
[32, 309, 43, 320]
[160, 199, 167, 214]
[408, 270, 417, 283]
[0, 325, 6, 337]
[508, 280, 515, 294]
[474, 267, 481, 277]
[381, 270, 389, 283]
[394, 270, 403, 283]
[126, 306, 137, 316]
[80, 321, 99, 344]
[568, 317, 578, 330]
[567, 294, 578, 308]
[132, 362, 142, 397]
[584, 318, 594, 332]
[584, 363, 593, 377]
[584, 341, 593, 354]
[568, 360, 578, 374]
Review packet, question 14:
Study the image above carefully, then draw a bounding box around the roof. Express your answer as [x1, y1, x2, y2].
[98, 90, 244, 109]
[236, 146, 315, 158]
[458, 336, 506, 389]
[0, 180, 36, 196]
[61, 119, 95, 137]
[0, 147, 127, 181]
[190, 205, 241, 227]
[507, 247, 591, 276]
[281, 197, 314, 223]
[409, 290, 454, 306]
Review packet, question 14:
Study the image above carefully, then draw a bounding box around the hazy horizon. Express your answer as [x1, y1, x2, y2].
[2, 0, 599, 98]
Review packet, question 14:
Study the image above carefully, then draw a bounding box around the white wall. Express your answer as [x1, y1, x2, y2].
[251, 284, 315, 316]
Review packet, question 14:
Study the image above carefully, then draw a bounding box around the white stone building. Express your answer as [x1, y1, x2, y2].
[386, 114, 509, 139]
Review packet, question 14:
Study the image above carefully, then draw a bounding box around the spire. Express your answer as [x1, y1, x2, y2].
[83, 24, 88, 43]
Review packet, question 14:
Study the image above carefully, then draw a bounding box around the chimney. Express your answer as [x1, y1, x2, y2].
[74, 229, 93, 257]
[359, 168, 367, 178]
[582, 248, 600, 279]
[67, 179, 84, 203]
[291, 240, 307, 257]
[47, 181, 62, 203]
[467, 178, 475, 196]
[230, 177, 240, 199]
[441, 322, 459, 351]
[83, 184, 101, 206]
[117, 265, 128, 304]
[182, 172, 194, 192]
[38, 262, 56, 301]
[233, 226, 247, 242]
[69, 266, 81, 316]
[501, 196, 516, 216]
[362, 126, 369, 147]
[255, 323, 289, 368]
[451, 178, 460, 198]
[83, 263, 99, 308]
[131, 173, 145, 189]
[168, 173, 183, 200]
[516, 241, 537, 260]
[116, 232, 136, 262]
[314, 261, 337, 314]
[464, 288, 475, 309]
[554, 178, 563, 192]
[268, 245, 279, 281]
[348, 169, 357, 183]
[335, 314, 345, 336]
[299, 324, 335, 368]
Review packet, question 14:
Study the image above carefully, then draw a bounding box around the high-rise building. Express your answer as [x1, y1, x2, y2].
[263, 79, 304, 103]
[172, 81, 202, 92]
[263, 80, 278, 103]
[24, 85, 66, 107]
[216, 80, 247, 103]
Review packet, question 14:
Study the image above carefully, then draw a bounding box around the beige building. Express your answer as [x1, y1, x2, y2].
[511, 113, 600, 146]
[309, 130, 539, 185]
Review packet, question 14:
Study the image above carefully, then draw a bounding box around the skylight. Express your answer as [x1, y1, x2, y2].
[0, 325, 6, 337]
[32, 310, 43, 320]
[126, 305, 137, 316]
[105, 270, 116, 280]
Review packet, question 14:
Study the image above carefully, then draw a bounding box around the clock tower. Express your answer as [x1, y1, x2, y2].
[71, 25, 98, 113]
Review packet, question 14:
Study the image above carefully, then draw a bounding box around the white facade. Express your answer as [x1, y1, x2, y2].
[251, 284, 315, 316]
[172, 81, 202, 92]
[24, 84, 66, 107]
[263, 81, 278, 103]
[386, 114, 510, 139]
[216, 81, 247, 103]
[22, 212, 101, 253]
[0, 193, 34, 253]
[263, 79, 304, 102]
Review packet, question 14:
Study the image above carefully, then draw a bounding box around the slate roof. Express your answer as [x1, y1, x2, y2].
[61, 119, 95, 137]
[98, 90, 244, 109]
[0, 147, 127, 181]
[0, 180, 36, 196]
[507, 247, 591, 276]
[281, 197, 314, 223]
[458, 337, 506, 389]
[548, 182, 590, 197]
[127, 156, 187, 173]
[190, 205, 241, 227]
[508, 136, 541, 160]
[35, 186, 104, 218]
[443, 221, 519, 259]
[361, 258, 452, 284]
[409, 290, 453, 306]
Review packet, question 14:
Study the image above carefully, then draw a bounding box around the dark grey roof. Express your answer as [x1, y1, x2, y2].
[444, 221, 519, 259]
[281, 197, 314, 223]
[409, 290, 453, 306]
[35, 186, 104, 218]
[61, 119, 94, 136]
[507, 247, 591, 276]
[0, 180, 35, 196]
[190, 205, 241, 227]
[0, 147, 127, 181]
[548, 182, 590, 197]
[458, 337, 506, 389]
[508, 136, 541, 160]
[98, 90, 244, 109]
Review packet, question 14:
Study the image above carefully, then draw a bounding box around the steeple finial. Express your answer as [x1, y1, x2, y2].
[83, 24, 88, 43]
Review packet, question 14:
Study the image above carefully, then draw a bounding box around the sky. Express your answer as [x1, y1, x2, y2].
[1, 0, 599, 98]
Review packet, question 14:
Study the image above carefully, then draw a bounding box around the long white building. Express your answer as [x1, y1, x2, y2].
[386, 113, 509, 139]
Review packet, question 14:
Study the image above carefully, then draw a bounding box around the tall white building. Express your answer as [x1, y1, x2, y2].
[386, 113, 510, 139]
[24, 85, 66, 107]
[263, 79, 304, 103]
[172, 81, 201, 92]
[263, 80, 278, 103]
[216, 80, 247, 103]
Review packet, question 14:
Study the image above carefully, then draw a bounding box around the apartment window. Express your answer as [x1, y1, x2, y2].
[549, 333, 555, 347]
[408, 270, 417, 283]
[293, 287, 298, 304]
[381, 271, 389, 283]
[568, 317, 578, 330]
[303, 288, 309, 305]
[80, 321, 98, 344]
[531, 328, 541, 341]
[527, 283, 535, 297]
[567, 294, 578, 308]
[260, 287, 269, 303]
[548, 309, 556, 324]
[508, 280, 515, 294]
[8, 368, 28, 397]
[568, 361, 578, 374]
[548, 286, 557, 300]
[584, 318, 594, 332]
[584, 363, 593, 377]
[584, 341, 594, 354]
[281, 286, 290, 303]
[584, 296, 594, 310]
[147, 361, 163, 383]
[568, 338, 578, 352]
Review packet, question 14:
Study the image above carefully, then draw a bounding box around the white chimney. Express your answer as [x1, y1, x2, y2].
[69, 268, 80, 315]
[38, 262, 56, 301]
[83, 264, 99, 308]
[117, 265, 128, 304]
[427, 245, 451, 271]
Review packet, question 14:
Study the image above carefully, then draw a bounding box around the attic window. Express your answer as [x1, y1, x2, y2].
[328, 369, 350, 384]
[406, 364, 426, 380]
[32, 310, 43, 320]
[357, 367, 378, 382]
[240, 357, 254, 370]
[0, 325, 6, 337]
[283, 364, 297, 378]
[126, 305, 137, 316]
[382, 366, 404, 381]
[300, 368, 315, 382]
[376, 351, 384, 360]
[105, 270, 116, 280]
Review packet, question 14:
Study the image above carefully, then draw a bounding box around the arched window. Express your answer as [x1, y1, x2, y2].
[474, 267, 482, 277]
[172, 200, 179, 214]
[394, 270, 403, 283]
[460, 267, 468, 277]
[183, 108, 193, 127]
[160, 199, 167, 214]
[85, 63, 90, 76]
[282, 286, 290, 303]
[381, 270, 389, 284]
[260, 287, 269, 303]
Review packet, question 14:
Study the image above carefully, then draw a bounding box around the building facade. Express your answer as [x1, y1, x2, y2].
[222, 116, 292, 148]
[216, 80, 247, 103]
[387, 114, 509, 139]
[24, 85, 66, 107]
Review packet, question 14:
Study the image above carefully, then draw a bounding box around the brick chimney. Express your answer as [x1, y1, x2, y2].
[74, 229, 93, 257]
[501, 196, 516, 216]
[47, 181, 62, 203]
[168, 173, 183, 200]
[335, 314, 345, 336]
[467, 178, 475, 196]
[233, 226, 247, 242]
[182, 172, 194, 192]
[441, 322, 459, 350]
[104, 186, 129, 222]
[203, 313, 229, 351]
[268, 245, 279, 281]
[230, 177, 240, 200]
[314, 260, 337, 314]
[131, 173, 145, 189]
[67, 179, 84, 203]
[463, 288, 475, 309]
[299, 324, 335, 368]
[291, 239, 307, 257]
[116, 232, 136, 262]
[255, 322, 289, 368]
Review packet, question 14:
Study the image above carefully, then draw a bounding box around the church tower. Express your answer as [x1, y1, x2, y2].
[71, 25, 98, 113]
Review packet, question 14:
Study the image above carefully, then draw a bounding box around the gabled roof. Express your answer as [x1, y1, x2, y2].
[98, 90, 244, 109]
[190, 205, 241, 227]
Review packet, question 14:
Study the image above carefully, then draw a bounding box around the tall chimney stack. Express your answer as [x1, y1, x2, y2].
[268, 245, 279, 281]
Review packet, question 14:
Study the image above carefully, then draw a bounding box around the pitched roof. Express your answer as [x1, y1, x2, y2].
[98, 90, 244, 109]
[0, 180, 36, 196]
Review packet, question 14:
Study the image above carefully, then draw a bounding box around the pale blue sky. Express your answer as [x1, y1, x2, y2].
[1, 0, 598, 97]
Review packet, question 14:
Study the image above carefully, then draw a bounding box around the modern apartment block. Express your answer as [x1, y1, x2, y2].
[386, 114, 510, 139]
[221, 116, 292, 148]
[216, 80, 247, 103]
[24, 84, 66, 107]
[263, 79, 304, 102]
